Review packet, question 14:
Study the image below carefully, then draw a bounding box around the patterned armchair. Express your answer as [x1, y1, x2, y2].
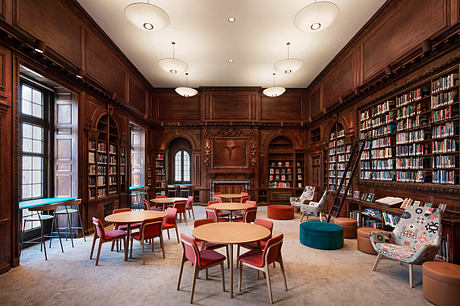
[370, 205, 442, 288]
[290, 186, 316, 208]
[300, 191, 330, 222]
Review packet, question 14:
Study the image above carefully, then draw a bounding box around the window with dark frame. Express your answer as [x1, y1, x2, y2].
[174, 150, 191, 183]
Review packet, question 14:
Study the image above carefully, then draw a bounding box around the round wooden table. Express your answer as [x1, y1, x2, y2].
[219, 193, 244, 202]
[105, 210, 166, 261]
[150, 197, 188, 210]
[210, 202, 254, 221]
[192, 222, 270, 298]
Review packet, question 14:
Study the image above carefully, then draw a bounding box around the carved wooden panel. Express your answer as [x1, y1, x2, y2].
[158, 94, 200, 120]
[212, 138, 247, 168]
[0, 0, 5, 19]
[362, 0, 447, 81]
[323, 54, 353, 108]
[260, 94, 302, 121]
[129, 74, 146, 113]
[15, 0, 82, 66]
[211, 94, 250, 119]
[310, 87, 321, 117]
[85, 30, 126, 99]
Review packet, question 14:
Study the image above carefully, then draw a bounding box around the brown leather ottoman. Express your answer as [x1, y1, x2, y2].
[267, 205, 294, 220]
[333, 217, 357, 239]
[423, 261, 460, 306]
[357, 227, 384, 254]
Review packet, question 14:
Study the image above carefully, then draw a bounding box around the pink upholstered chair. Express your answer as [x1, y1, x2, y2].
[173, 200, 188, 225]
[234, 206, 257, 223]
[194, 218, 230, 267]
[235, 200, 257, 218]
[208, 200, 230, 220]
[238, 234, 288, 304]
[214, 192, 223, 203]
[111, 208, 141, 252]
[130, 217, 164, 264]
[185, 196, 195, 220]
[162, 207, 179, 243]
[90, 217, 126, 266]
[177, 233, 226, 303]
[240, 192, 249, 203]
[237, 218, 274, 255]
[205, 206, 228, 222]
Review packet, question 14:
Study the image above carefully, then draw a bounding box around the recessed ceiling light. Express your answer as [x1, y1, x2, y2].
[228, 59, 234, 63]
[143, 22, 154, 30]
[227, 17, 236, 23]
[311, 22, 321, 30]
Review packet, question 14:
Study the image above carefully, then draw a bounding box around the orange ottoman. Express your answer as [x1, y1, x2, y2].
[423, 261, 460, 306]
[267, 205, 294, 220]
[334, 217, 357, 239]
[357, 227, 384, 254]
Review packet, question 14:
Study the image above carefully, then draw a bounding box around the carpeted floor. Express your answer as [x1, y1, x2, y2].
[0, 206, 431, 305]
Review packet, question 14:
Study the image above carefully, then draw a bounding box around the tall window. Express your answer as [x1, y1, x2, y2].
[130, 124, 145, 187]
[174, 150, 191, 183]
[21, 82, 48, 200]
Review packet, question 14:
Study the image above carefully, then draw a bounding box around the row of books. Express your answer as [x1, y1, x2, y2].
[371, 136, 394, 148]
[109, 144, 117, 154]
[396, 115, 427, 131]
[269, 174, 293, 181]
[108, 165, 117, 175]
[432, 105, 458, 122]
[432, 73, 458, 93]
[432, 170, 456, 184]
[338, 154, 351, 162]
[156, 153, 164, 160]
[97, 153, 107, 164]
[108, 155, 117, 164]
[269, 182, 291, 188]
[97, 142, 107, 152]
[432, 139, 457, 153]
[395, 157, 429, 169]
[109, 176, 117, 185]
[370, 148, 394, 159]
[396, 143, 426, 156]
[370, 100, 394, 117]
[432, 155, 456, 168]
[270, 161, 291, 167]
[270, 168, 293, 174]
[431, 89, 457, 109]
[372, 159, 394, 170]
[371, 124, 395, 137]
[396, 104, 419, 120]
[396, 86, 429, 107]
[382, 212, 400, 227]
[396, 129, 426, 144]
[396, 170, 425, 183]
[97, 176, 107, 185]
[330, 130, 345, 140]
[432, 122, 457, 138]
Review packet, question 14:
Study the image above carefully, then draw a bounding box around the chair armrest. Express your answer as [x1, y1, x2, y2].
[410, 244, 440, 264]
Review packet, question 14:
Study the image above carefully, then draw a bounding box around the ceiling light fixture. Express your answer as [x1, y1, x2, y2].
[124, 1, 170, 31]
[175, 73, 198, 97]
[294, 1, 339, 32]
[227, 17, 236, 23]
[228, 59, 234, 63]
[158, 42, 188, 75]
[263, 73, 285, 97]
[274, 42, 303, 75]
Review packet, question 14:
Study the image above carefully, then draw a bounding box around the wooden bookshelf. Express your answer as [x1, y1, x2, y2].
[327, 122, 351, 193]
[155, 153, 166, 196]
[359, 65, 459, 189]
[268, 136, 294, 189]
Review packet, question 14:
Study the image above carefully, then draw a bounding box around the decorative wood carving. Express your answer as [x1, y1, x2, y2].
[204, 136, 211, 167]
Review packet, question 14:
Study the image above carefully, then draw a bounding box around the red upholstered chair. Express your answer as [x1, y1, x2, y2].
[111, 208, 141, 252]
[194, 218, 230, 268]
[177, 233, 226, 303]
[205, 206, 228, 222]
[237, 218, 274, 264]
[90, 217, 126, 266]
[156, 195, 167, 198]
[145, 198, 162, 211]
[240, 192, 249, 203]
[152, 196, 167, 210]
[185, 196, 195, 220]
[234, 206, 257, 223]
[173, 200, 188, 225]
[130, 217, 164, 264]
[235, 200, 257, 218]
[162, 207, 180, 243]
[208, 200, 230, 220]
[238, 234, 288, 304]
[214, 192, 223, 203]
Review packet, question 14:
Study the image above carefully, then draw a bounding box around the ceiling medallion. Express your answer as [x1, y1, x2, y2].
[294, 1, 339, 32]
[175, 73, 198, 97]
[263, 73, 285, 97]
[158, 42, 188, 75]
[124, 1, 170, 31]
[274, 42, 303, 75]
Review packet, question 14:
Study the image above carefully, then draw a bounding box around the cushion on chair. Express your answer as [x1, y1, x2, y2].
[373, 242, 416, 260]
[240, 241, 266, 250]
[117, 222, 141, 231]
[299, 221, 343, 250]
[423, 261, 460, 306]
[267, 205, 294, 220]
[238, 249, 264, 268]
[198, 249, 226, 267]
[104, 229, 126, 240]
[162, 222, 176, 230]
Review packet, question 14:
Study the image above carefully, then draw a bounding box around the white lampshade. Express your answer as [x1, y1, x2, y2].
[294, 1, 339, 32]
[274, 58, 303, 74]
[175, 87, 198, 97]
[124, 2, 170, 31]
[263, 87, 286, 97]
[158, 58, 188, 75]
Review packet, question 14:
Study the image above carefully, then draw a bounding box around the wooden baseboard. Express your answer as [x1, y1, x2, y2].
[0, 262, 11, 275]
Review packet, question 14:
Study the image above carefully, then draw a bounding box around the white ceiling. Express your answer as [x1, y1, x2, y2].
[77, 0, 386, 89]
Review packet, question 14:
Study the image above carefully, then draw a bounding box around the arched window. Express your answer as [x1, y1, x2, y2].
[174, 150, 191, 183]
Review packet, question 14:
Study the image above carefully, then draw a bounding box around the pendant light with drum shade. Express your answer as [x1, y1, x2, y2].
[124, 1, 170, 31]
[263, 73, 285, 97]
[274, 42, 303, 75]
[294, 1, 339, 32]
[158, 42, 188, 75]
[175, 73, 198, 97]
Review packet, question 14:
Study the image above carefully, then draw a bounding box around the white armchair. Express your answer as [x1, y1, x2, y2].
[300, 191, 330, 222]
[290, 186, 316, 208]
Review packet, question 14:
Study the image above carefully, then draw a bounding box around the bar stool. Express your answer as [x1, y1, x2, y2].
[21, 204, 64, 260]
[180, 184, 191, 197]
[52, 199, 85, 248]
[167, 184, 178, 197]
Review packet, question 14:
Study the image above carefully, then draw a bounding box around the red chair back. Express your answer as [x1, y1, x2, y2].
[92, 217, 106, 239]
[255, 218, 273, 242]
[156, 195, 167, 199]
[180, 233, 199, 266]
[208, 200, 220, 206]
[240, 192, 249, 203]
[205, 207, 219, 222]
[263, 234, 283, 265]
[113, 208, 131, 214]
[246, 200, 257, 207]
[143, 199, 151, 210]
[186, 196, 194, 209]
[213, 192, 223, 203]
[244, 207, 257, 223]
[173, 200, 186, 213]
[194, 218, 213, 228]
[141, 217, 163, 239]
[164, 207, 178, 224]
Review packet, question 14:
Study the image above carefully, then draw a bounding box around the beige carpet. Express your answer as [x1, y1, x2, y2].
[0, 206, 430, 305]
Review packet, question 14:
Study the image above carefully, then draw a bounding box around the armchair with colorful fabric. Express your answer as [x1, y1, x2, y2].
[300, 190, 330, 222]
[370, 205, 442, 288]
[290, 185, 316, 208]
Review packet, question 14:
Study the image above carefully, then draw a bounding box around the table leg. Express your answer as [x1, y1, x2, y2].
[229, 243, 233, 298]
[230, 211, 233, 222]
[125, 224, 131, 261]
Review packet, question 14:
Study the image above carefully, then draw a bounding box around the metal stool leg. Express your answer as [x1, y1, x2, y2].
[77, 210, 86, 241]
[38, 215, 48, 260]
[66, 207, 74, 247]
[49, 216, 55, 248]
[54, 215, 64, 253]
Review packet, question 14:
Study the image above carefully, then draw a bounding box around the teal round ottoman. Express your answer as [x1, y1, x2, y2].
[299, 221, 344, 250]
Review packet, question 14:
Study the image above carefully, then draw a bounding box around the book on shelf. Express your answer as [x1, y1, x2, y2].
[412, 200, 421, 207]
[375, 196, 404, 206]
[360, 193, 368, 201]
[366, 193, 375, 202]
[353, 190, 360, 200]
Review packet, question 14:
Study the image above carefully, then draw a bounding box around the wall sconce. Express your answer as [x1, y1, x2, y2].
[34, 39, 46, 54]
